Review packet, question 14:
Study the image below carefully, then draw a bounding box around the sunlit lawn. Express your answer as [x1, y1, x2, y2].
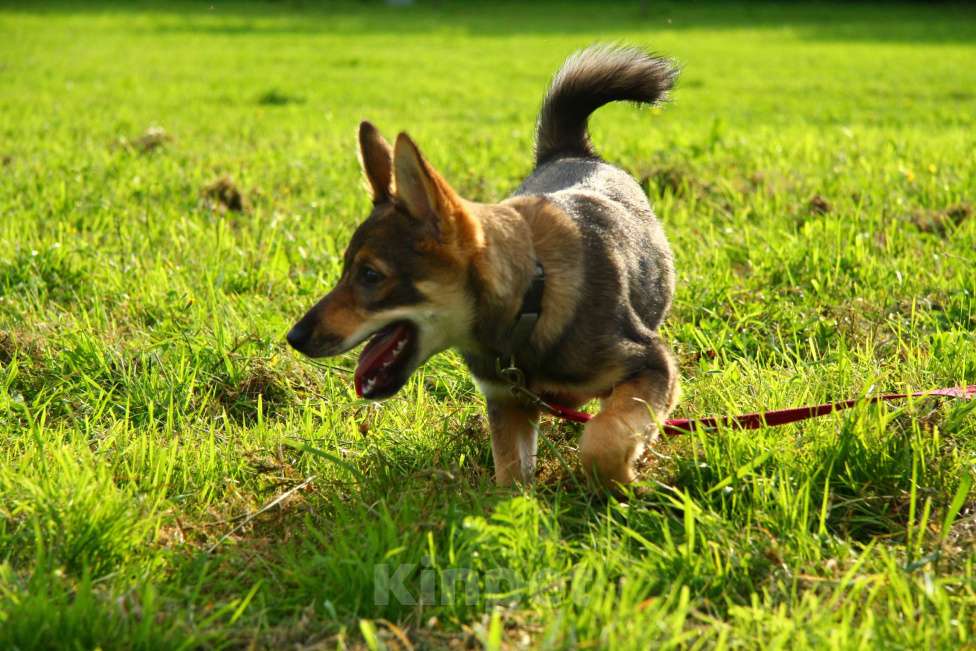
[1, 1, 975, 648]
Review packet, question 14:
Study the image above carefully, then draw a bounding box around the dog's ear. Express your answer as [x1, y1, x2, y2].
[393, 132, 482, 252]
[358, 121, 393, 200]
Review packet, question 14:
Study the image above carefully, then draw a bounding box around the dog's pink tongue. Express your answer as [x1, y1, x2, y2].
[354, 323, 411, 396]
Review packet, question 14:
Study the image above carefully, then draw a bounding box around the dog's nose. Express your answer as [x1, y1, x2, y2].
[286, 321, 311, 351]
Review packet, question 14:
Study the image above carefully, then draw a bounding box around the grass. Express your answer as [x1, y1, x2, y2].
[1, 0, 975, 648]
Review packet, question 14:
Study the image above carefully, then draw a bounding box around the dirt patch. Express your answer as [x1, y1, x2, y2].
[808, 194, 831, 215]
[201, 175, 249, 213]
[909, 203, 971, 235]
[638, 160, 786, 204]
[213, 361, 293, 423]
[0, 332, 15, 366]
[0, 330, 45, 366]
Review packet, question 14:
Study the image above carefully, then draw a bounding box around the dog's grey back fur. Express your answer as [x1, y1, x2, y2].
[508, 45, 678, 382]
[516, 157, 673, 330]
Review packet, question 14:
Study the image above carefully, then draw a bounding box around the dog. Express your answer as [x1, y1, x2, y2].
[287, 45, 680, 488]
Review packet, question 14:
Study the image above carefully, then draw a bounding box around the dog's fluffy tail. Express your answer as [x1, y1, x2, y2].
[534, 45, 677, 167]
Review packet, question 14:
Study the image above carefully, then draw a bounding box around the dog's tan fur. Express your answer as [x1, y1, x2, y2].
[502, 196, 584, 349]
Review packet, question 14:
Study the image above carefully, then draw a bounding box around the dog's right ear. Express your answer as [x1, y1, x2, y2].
[358, 120, 393, 201]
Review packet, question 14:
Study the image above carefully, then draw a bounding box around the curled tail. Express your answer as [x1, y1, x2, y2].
[534, 44, 677, 166]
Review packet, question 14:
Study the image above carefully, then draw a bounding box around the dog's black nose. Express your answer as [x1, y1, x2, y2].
[286, 321, 311, 351]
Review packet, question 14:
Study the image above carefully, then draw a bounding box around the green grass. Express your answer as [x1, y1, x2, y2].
[2, 1, 975, 648]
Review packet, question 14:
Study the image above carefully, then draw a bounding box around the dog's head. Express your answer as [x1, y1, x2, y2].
[287, 121, 484, 400]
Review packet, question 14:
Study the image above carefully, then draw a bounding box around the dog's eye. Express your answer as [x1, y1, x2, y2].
[358, 265, 384, 286]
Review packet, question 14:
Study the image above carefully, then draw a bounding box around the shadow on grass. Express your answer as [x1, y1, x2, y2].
[172, 418, 757, 629]
[4, 0, 975, 44]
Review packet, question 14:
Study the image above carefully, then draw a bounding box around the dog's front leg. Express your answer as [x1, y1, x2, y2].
[486, 399, 540, 486]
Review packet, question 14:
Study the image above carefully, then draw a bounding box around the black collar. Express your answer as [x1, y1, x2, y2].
[502, 261, 545, 361]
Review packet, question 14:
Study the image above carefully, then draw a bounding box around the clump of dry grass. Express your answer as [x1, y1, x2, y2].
[116, 125, 171, 154]
[808, 194, 831, 215]
[201, 175, 249, 213]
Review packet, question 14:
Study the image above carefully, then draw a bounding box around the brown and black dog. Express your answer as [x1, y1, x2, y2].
[287, 45, 680, 489]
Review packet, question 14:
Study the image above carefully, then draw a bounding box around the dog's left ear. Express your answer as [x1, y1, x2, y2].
[358, 120, 393, 200]
[393, 132, 483, 252]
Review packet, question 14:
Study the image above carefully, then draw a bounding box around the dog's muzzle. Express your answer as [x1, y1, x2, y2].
[286, 315, 343, 357]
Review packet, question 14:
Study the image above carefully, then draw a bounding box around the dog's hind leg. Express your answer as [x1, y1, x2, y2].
[580, 342, 679, 488]
[486, 399, 541, 486]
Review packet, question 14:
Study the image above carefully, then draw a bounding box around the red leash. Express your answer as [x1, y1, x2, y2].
[541, 385, 976, 435]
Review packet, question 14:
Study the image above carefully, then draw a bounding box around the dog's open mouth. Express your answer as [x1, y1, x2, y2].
[354, 321, 418, 400]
